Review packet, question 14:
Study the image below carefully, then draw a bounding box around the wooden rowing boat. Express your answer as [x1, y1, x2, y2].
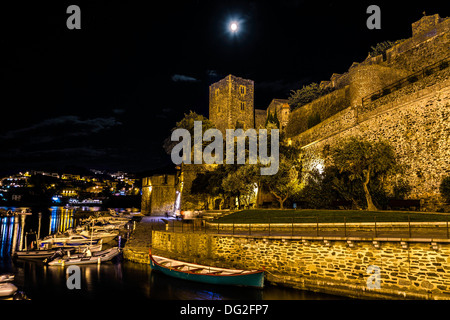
[149, 250, 264, 288]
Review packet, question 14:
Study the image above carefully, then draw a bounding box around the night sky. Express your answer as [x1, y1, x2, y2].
[1, 1, 448, 175]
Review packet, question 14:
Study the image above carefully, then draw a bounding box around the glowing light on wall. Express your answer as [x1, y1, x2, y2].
[174, 191, 181, 213]
[316, 163, 324, 174]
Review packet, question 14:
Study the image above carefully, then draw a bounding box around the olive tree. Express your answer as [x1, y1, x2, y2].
[328, 137, 397, 211]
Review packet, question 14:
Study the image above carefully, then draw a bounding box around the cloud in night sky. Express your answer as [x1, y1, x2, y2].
[1, 115, 122, 141]
[171, 74, 199, 82]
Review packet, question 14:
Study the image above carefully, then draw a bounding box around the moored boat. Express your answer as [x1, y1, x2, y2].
[149, 250, 264, 288]
[46, 247, 121, 266]
[0, 273, 14, 283]
[0, 283, 17, 298]
[38, 233, 102, 249]
[0, 273, 17, 298]
[14, 243, 103, 259]
[79, 229, 119, 243]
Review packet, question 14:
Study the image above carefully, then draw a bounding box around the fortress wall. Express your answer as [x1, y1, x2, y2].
[325, 17, 449, 93]
[285, 85, 351, 138]
[294, 77, 450, 210]
[285, 64, 407, 139]
[347, 65, 409, 106]
[384, 18, 450, 72]
[359, 67, 450, 121]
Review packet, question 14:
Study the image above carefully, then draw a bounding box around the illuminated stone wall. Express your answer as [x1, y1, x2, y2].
[209, 74, 254, 135]
[141, 175, 178, 216]
[254, 109, 267, 129]
[293, 74, 450, 210]
[266, 99, 290, 129]
[152, 230, 450, 299]
[284, 14, 450, 210]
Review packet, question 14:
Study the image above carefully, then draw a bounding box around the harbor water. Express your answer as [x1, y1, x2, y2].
[0, 207, 343, 300]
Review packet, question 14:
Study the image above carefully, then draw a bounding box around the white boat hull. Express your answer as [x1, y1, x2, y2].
[48, 247, 121, 266]
[0, 283, 17, 298]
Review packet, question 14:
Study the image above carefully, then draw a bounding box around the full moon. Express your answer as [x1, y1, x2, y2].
[230, 22, 238, 32]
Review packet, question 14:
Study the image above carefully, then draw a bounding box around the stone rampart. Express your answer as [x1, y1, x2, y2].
[291, 71, 450, 209]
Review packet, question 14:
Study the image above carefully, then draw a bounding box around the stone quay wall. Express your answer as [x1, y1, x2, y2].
[151, 230, 450, 299]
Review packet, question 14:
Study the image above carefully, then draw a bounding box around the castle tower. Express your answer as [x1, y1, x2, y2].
[209, 74, 255, 134]
[267, 99, 290, 130]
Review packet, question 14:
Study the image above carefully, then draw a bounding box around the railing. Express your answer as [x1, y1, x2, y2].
[166, 216, 450, 239]
[361, 55, 450, 107]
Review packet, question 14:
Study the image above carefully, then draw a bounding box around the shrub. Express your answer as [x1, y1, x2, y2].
[297, 168, 337, 209]
[368, 41, 394, 57]
[288, 83, 333, 110]
[440, 176, 450, 203]
[392, 178, 412, 199]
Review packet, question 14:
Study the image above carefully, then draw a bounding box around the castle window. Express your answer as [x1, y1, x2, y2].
[239, 85, 246, 95]
[215, 89, 220, 96]
[240, 102, 245, 111]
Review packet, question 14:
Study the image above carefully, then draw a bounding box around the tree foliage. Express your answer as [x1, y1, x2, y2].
[163, 110, 215, 155]
[440, 176, 450, 203]
[368, 39, 404, 57]
[288, 82, 332, 110]
[222, 165, 259, 208]
[327, 137, 398, 211]
[265, 111, 280, 128]
[260, 142, 302, 209]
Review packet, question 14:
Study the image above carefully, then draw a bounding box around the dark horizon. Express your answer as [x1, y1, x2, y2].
[1, 1, 448, 175]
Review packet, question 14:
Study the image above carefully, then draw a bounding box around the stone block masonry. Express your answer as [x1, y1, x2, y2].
[151, 230, 450, 299]
[294, 74, 450, 210]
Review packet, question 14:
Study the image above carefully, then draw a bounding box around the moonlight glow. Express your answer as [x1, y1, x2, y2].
[230, 21, 238, 32]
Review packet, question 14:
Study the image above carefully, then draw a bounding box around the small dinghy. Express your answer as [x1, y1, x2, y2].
[149, 250, 264, 288]
[46, 247, 121, 266]
[0, 283, 18, 298]
[0, 273, 17, 298]
[0, 273, 14, 283]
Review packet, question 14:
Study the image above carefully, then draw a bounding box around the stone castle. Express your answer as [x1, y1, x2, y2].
[142, 13, 450, 214]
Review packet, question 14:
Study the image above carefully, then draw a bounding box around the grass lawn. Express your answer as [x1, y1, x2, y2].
[214, 209, 450, 224]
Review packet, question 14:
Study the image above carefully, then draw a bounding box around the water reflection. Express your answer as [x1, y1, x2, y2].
[0, 216, 22, 256]
[0, 206, 87, 257]
[0, 207, 344, 300]
[9, 259, 339, 300]
[49, 207, 75, 234]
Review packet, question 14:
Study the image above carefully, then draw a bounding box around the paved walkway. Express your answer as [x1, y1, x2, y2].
[166, 219, 450, 240]
[122, 216, 165, 264]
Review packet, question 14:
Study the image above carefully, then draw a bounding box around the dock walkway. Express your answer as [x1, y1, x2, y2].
[123, 216, 165, 264]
